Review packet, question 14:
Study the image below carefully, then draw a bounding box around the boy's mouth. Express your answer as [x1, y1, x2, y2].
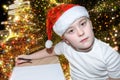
[80, 37, 88, 43]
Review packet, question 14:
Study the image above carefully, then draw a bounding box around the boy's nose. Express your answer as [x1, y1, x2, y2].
[77, 28, 84, 36]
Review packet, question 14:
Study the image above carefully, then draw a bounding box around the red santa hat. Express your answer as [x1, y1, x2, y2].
[45, 4, 89, 48]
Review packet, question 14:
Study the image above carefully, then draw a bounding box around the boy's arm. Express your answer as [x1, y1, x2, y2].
[108, 78, 120, 80]
[16, 47, 56, 65]
[25, 47, 56, 59]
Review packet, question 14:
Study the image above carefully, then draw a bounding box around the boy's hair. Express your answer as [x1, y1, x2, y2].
[45, 4, 89, 48]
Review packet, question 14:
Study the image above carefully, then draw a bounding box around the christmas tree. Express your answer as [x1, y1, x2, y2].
[0, 0, 120, 80]
[0, 0, 46, 79]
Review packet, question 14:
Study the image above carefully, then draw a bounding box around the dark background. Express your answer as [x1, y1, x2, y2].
[0, 0, 13, 30]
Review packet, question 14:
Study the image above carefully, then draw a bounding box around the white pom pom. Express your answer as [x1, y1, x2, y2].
[45, 40, 53, 48]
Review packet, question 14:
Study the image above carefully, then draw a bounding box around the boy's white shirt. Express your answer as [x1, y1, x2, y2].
[54, 38, 120, 80]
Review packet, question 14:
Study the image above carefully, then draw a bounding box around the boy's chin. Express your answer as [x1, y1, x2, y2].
[76, 42, 94, 52]
[77, 46, 93, 52]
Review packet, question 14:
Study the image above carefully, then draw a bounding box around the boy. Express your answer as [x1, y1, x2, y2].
[16, 4, 120, 80]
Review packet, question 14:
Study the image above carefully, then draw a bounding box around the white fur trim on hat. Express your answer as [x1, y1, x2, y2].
[45, 40, 53, 48]
[53, 6, 89, 37]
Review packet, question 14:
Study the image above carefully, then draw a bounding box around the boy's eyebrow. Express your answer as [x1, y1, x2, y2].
[78, 17, 87, 22]
[67, 18, 87, 29]
[66, 26, 73, 31]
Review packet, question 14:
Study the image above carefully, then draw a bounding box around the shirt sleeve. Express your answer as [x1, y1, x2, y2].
[54, 41, 65, 55]
[104, 46, 120, 78]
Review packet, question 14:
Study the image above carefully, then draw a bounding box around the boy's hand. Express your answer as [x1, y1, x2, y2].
[15, 55, 32, 66]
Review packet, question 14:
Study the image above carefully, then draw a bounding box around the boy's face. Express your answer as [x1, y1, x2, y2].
[63, 17, 94, 52]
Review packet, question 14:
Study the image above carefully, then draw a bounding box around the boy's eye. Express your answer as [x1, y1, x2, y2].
[80, 20, 87, 26]
[67, 29, 74, 33]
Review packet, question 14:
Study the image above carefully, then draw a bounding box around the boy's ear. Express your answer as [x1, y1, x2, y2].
[62, 37, 70, 45]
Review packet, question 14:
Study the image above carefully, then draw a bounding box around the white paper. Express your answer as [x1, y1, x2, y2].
[9, 63, 66, 80]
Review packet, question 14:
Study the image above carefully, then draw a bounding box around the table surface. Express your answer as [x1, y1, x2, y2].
[10, 56, 66, 80]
